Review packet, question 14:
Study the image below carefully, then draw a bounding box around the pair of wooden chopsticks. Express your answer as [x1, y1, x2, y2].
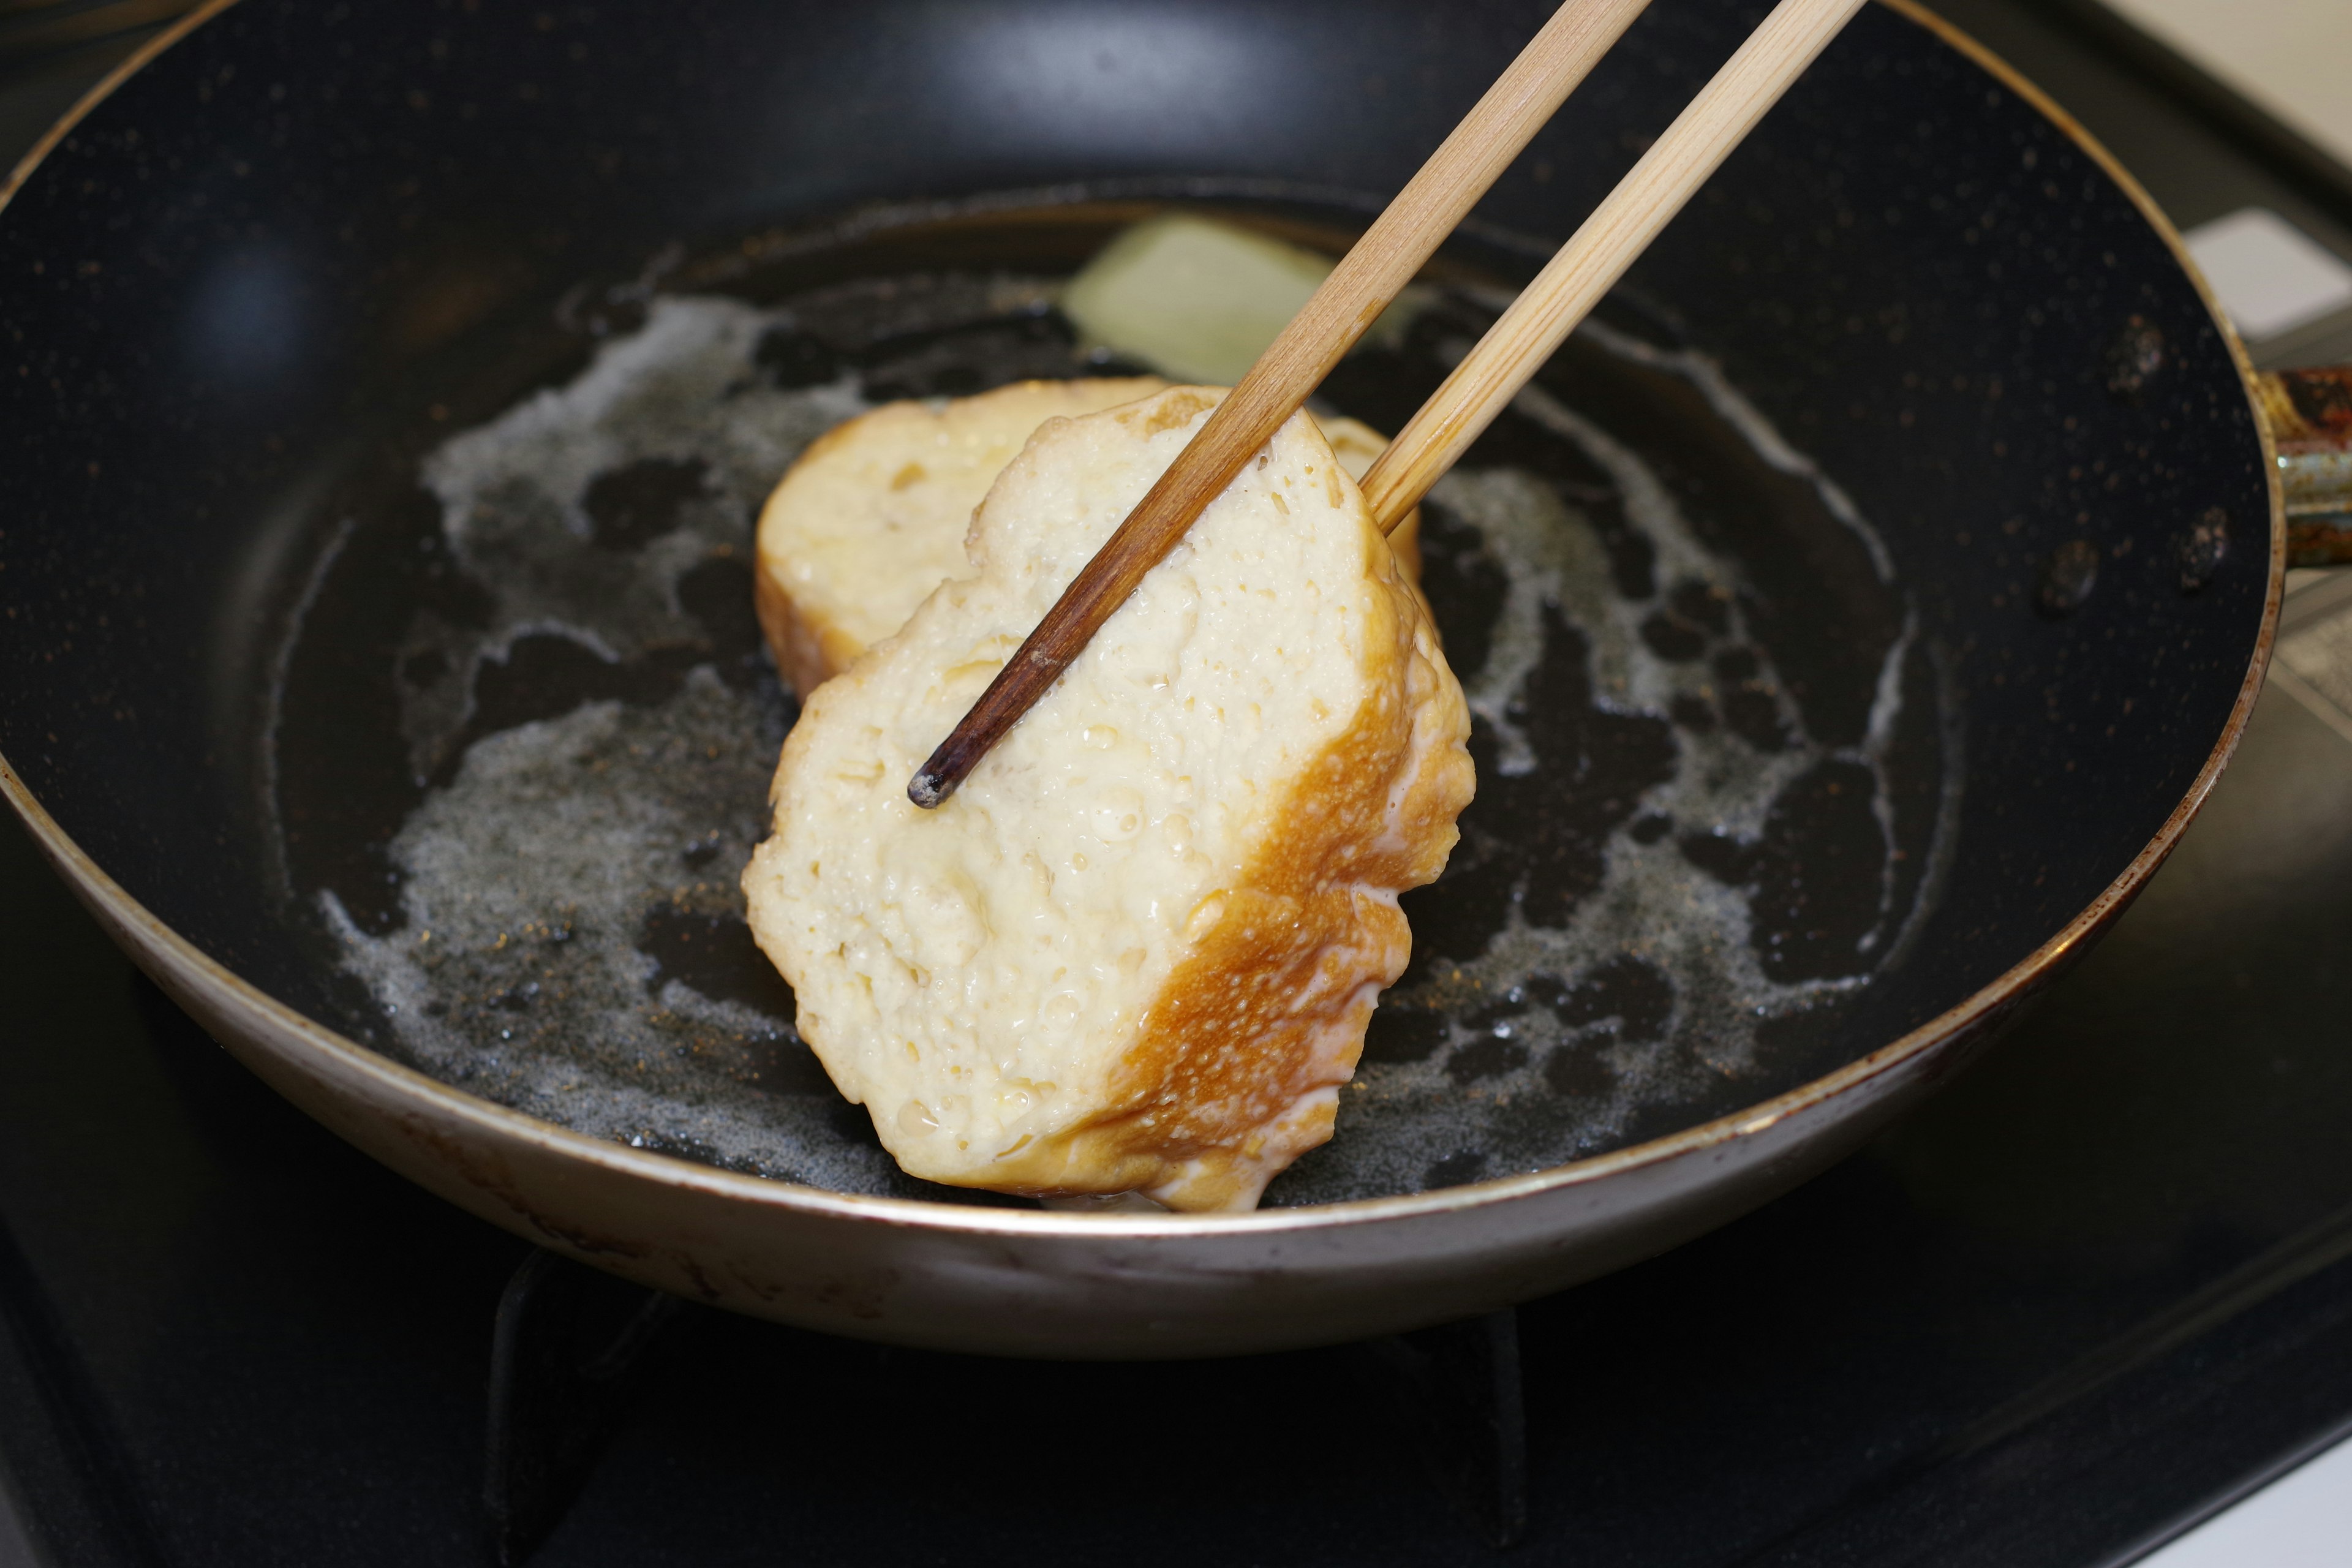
[910, 0, 1868, 809]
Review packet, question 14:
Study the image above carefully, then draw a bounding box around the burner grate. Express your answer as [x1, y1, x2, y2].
[484, 1253, 687, 1567]
[480, 1250, 1530, 1564]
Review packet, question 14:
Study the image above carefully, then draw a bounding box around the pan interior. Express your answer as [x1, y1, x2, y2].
[266, 202, 1951, 1207]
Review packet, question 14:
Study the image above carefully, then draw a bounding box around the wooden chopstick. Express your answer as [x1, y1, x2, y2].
[1359, 0, 1869, 531]
[909, 0, 1866, 808]
[906, 0, 1653, 808]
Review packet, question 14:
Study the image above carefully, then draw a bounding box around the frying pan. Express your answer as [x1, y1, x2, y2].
[0, 0, 2320, 1357]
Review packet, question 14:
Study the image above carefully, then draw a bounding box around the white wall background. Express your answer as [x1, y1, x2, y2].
[2102, 0, 2352, 166]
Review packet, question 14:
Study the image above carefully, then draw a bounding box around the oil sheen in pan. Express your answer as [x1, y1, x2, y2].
[274, 230, 1960, 1207]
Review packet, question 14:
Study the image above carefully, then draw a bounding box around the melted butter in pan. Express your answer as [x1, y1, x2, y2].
[284, 234, 1957, 1205]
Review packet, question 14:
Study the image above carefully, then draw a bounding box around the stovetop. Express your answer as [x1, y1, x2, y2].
[6, 3, 2352, 1565]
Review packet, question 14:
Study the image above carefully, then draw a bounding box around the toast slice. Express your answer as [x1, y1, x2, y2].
[753, 377, 1419, 693]
[742, 386, 1473, 1210]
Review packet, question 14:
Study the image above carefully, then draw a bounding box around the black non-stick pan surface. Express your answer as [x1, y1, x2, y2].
[0, 0, 2275, 1348]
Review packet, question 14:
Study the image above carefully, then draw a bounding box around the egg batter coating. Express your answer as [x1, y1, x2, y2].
[753, 377, 1420, 693]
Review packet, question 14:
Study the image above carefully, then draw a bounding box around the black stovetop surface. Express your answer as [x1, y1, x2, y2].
[6, 4, 2352, 1565]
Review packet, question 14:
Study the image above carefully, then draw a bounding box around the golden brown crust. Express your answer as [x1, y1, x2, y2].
[752, 553, 863, 700]
[754, 413, 874, 695]
[1389, 505, 1424, 582]
[973, 519, 1475, 1208]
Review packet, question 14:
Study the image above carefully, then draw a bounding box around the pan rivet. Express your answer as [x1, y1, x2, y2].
[2176, 507, 2228, 592]
[2037, 539, 2101, 617]
[2103, 315, 2165, 401]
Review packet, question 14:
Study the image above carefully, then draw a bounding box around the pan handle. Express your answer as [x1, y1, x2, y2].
[2260, 368, 2352, 566]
